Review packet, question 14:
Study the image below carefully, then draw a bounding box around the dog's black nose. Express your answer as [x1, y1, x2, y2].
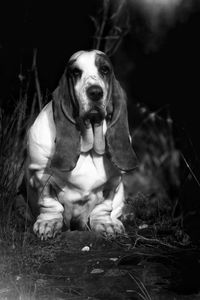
[86, 85, 103, 101]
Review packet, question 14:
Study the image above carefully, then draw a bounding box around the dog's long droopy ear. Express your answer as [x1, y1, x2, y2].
[50, 70, 81, 172]
[106, 79, 138, 172]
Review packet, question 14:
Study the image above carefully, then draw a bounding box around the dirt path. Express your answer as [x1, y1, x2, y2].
[1, 230, 200, 300]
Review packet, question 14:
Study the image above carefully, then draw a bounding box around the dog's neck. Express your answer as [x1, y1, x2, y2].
[80, 120, 107, 155]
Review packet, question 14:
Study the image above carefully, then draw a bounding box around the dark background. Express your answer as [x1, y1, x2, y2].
[0, 0, 200, 155]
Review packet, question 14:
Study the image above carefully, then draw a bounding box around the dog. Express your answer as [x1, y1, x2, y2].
[26, 49, 138, 239]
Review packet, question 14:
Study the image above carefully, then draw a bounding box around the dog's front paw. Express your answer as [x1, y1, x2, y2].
[33, 218, 63, 240]
[90, 218, 125, 236]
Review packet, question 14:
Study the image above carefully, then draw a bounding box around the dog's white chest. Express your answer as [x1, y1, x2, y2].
[56, 151, 119, 206]
[66, 152, 111, 192]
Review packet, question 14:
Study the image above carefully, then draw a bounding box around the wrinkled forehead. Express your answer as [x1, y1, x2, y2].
[68, 50, 111, 73]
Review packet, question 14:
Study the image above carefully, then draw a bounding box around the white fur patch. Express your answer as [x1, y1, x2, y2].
[72, 51, 109, 115]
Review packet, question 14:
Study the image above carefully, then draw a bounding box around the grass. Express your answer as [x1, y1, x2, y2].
[128, 272, 152, 300]
[0, 56, 46, 298]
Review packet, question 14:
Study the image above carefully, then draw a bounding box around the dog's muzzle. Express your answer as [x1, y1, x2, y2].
[84, 107, 105, 125]
[79, 84, 107, 154]
[83, 85, 105, 125]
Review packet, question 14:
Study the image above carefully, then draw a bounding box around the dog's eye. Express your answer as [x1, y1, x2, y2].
[100, 65, 110, 75]
[72, 68, 82, 77]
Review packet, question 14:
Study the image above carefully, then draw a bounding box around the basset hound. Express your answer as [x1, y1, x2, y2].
[27, 50, 138, 239]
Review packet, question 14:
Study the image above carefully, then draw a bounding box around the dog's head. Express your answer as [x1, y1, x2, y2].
[51, 50, 138, 172]
[67, 50, 112, 124]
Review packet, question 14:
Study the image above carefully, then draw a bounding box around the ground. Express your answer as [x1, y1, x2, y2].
[0, 224, 200, 300]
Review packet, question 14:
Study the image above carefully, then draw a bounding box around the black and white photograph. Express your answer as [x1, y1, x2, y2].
[0, 0, 200, 299]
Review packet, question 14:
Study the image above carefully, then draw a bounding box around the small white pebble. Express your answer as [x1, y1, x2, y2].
[16, 276, 21, 281]
[81, 246, 90, 252]
[91, 268, 104, 274]
[109, 258, 118, 262]
[138, 224, 148, 230]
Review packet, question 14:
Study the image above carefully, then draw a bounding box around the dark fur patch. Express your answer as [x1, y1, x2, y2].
[106, 78, 138, 171]
[95, 53, 113, 81]
[50, 68, 81, 172]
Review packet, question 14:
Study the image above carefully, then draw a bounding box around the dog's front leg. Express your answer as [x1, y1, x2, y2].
[30, 171, 64, 240]
[89, 180, 125, 235]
